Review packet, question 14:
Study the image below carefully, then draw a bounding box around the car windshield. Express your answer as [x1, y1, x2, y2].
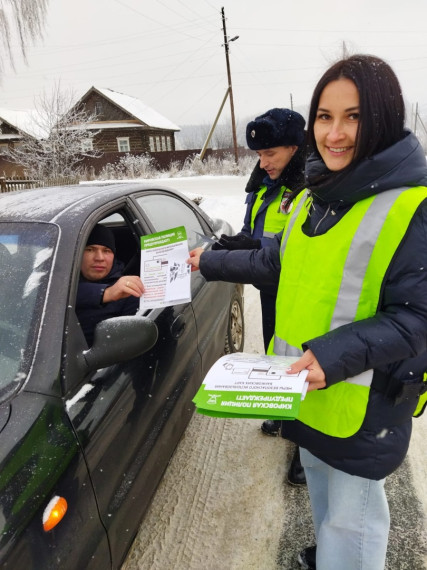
[0, 222, 58, 400]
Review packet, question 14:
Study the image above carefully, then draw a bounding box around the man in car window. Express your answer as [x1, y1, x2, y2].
[76, 224, 144, 344]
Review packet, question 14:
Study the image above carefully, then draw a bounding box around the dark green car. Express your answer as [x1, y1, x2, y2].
[0, 182, 244, 569]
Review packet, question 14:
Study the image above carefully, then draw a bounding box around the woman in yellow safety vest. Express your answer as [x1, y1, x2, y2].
[188, 54, 427, 570]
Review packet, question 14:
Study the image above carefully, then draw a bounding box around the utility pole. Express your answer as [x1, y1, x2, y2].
[221, 7, 239, 164]
[413, 102, 427, 152]
[342, 41, 349, 58]
[198, 88, 230, 161]
[414, 102, 418, 135]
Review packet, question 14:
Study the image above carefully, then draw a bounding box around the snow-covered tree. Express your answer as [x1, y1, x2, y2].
[210, 120, 235, 149]
[176, 118, 247, 151]
[3, 84, 101, 179]
[175, 124, 211, 150]
[0, 0, 48, 72]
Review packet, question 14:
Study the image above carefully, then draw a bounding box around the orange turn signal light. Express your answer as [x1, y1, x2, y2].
[43, 496, 68, 532]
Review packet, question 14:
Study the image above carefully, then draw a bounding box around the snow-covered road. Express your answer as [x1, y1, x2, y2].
[122, 175, 427, 570]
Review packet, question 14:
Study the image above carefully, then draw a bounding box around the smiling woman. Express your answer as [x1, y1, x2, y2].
[313, 78, 359, 171]
[306, 53, 406, 175]
[187, 53, 427, 570]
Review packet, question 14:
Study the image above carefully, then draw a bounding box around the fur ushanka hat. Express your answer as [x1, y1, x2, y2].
[246, 108, 306, 150]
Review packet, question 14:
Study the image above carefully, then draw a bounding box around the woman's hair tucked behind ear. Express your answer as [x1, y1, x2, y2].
[307, 54, 405, 166]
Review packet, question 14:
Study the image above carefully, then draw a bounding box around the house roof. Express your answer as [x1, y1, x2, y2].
[70, 121, 154, 131]
[0, 108, 47, 139]
[86, 87, 180, 132]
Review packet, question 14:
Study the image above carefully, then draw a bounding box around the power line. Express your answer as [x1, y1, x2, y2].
[111, 0, 216, 41]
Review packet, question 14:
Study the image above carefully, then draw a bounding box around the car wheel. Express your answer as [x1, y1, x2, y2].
[224, 288, 244, 353]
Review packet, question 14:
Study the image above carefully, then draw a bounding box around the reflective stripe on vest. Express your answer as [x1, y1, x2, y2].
[250, 185, 289, 238]
[269, 186, 427, 438]
[414, 373, 427, 418]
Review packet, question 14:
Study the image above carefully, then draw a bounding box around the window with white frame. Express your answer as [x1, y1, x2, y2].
[149, 136, 155, 152]
[155, 136, 160, 151]
[166, 136, 172, 151]
[81, 139, 93, 152]
[117, 137, 130, 152]
[94, 101, 103, 115]
[161, 136, 166, 151]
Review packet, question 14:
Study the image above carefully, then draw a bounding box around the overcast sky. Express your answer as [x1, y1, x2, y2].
[1, 0, 427, 131]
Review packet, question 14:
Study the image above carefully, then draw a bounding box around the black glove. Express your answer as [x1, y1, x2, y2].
[212, 233, 261, 251]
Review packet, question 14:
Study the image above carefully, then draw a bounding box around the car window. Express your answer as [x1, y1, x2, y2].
[135, 194, 206, 250]
[72, 211, 142, 349]
[98, 212, 125, 227]
[0, 222, 58, 400]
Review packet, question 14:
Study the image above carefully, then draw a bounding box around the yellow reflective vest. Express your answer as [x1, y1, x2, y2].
[268, 186, 427, 437]
[250, 185, 290, 238]
[414, 373, 427, 417]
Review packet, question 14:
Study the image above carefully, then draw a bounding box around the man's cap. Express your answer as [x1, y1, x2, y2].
[246, 108, 306, 150]
[86, 224, 116, 253]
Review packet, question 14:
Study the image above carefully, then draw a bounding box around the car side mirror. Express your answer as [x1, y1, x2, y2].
[211, 217, 233, 240]
[80, 315, 158, 373]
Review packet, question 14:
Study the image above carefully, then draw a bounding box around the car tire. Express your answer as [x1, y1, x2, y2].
[224, 288, 244, 353]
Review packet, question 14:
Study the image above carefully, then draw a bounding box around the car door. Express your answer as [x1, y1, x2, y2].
[63, 202, 201, 569]
[0, 222, 111, 570]
[133, 190, 237, 377]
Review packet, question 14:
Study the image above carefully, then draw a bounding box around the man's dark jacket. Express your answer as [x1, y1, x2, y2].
[76, 259, 139, 345]
[199, 131, 427, 479]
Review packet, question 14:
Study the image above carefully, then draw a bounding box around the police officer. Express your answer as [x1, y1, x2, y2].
[213, 108, 307, 485]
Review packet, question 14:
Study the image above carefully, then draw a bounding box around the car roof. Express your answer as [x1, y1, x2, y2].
[0, 182, 185, 224]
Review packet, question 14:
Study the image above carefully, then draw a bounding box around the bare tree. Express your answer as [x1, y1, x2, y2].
[211, 121, 235, 149]
[175, 124, 212, 150]
[202, 116, 249, 150]
[0, 0, 48, 72]
[176, 119, 248, 151]
[3, 84, 101, 179]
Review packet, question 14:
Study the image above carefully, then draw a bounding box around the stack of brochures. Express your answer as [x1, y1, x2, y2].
[193, 353, 309, 420]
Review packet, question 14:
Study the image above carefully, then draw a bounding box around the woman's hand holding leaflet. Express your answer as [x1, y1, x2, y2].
[286, 349, 326, 392]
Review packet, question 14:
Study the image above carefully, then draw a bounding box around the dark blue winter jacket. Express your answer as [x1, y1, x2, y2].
[76, 259, 139, 345]
[199, 130, 427, 479]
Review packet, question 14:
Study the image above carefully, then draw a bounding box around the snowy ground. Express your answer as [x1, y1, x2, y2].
[120, 175, 427, 570]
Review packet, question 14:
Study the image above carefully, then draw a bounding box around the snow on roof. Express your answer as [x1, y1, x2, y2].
[0, 107, 47, 139]
[95, 87, 180, 132]
[68, 121, 148, 131]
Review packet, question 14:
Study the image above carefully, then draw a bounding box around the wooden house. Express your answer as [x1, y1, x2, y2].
[0, 108, 45, 149]
[0, 109, 46, 176]
[71, 86, 180, 154]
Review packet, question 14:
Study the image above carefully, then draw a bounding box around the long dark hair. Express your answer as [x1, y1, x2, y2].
[307, 54, 405, 167]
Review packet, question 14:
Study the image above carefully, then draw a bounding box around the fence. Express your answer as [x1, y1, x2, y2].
[0, 175, 80, 193]
[81, 147, 252, 176]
